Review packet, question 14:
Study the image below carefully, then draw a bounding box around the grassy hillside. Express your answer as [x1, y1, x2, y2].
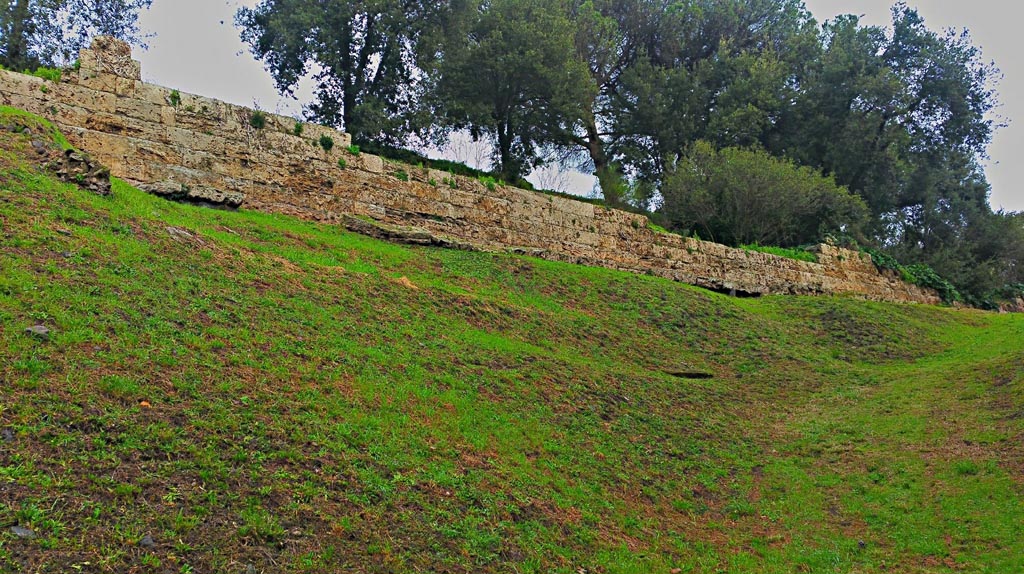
[1, 110, 1022, 574]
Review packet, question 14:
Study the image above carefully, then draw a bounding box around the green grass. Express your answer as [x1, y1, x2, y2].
[0, 113, 1022, 573]
[0, 105, 73, 150]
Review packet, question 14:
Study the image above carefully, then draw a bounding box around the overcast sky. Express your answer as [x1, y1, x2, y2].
[136, 0, 1022, 211]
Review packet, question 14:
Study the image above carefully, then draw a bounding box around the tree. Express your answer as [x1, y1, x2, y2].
[1, 0, 49, 70]
[545, 0, 662, 205]
[660, 141, 867, 247]
[766, 4, 1005, 301]
[602, 0, 817, 200]
[1, 0, 152, 69]
[237, 0, 447, 145]
[432, 0, 590, 183]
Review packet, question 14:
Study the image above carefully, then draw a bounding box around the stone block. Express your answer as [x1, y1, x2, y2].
[358, 154, 384, 174]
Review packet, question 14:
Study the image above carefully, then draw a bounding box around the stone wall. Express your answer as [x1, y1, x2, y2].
[0, 37, 940, 305]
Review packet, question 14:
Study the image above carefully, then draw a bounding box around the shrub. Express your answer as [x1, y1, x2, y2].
[169, 89, 181, 107]
[395, 170, 409, 182]
[293, 122, 303, 136]
[27, 67, 61, 82]
[661, 141, 867, 247]
[478, 175, 498, 191]
[319, 135, 335, 152]
[904, 264, 961, 303]
[347, 144, 360, 155]
[864, 248, 961, 303]
[249, 110, 266, 130]
[337, 157, 347, 169]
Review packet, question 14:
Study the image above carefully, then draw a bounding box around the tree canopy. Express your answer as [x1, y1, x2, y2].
[0, 0, 152, 69]
[236, 0, 450, 146]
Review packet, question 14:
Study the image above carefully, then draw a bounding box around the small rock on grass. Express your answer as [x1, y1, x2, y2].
[245, 564, 257, 574]
[24, 325, 50, 340]
[1, 428, 13, 443]
[138, 534, 156, 548]
[11, 526, 36, 539]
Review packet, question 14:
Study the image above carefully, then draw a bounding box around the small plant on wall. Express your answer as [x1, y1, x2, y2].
[249, 110, 267, 130]
[169, 89, 181, 107]
[337, 157, 347, 169]
[319, 135, 334, 152]
[293, 122, 303, 136]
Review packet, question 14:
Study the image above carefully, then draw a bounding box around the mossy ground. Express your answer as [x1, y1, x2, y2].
[1, 113, 1022, 573]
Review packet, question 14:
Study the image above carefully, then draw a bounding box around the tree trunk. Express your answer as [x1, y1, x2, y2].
[585, 118, 623, 206]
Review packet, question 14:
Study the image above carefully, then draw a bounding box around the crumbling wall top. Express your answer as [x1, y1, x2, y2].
[79, 36, 141, 80]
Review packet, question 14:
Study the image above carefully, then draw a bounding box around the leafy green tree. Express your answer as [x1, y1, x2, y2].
[773, 6, 998, 222]
[767, 5, 1005, 301]
[433, 0, 590, 183]
[607, 0, 817, 195]
[1, 0, 152, 69]
[660, 141, 867, 247]
[0, 0, 40, 70]
[545, 0, 663, 205]
[237, 0, 447, 145]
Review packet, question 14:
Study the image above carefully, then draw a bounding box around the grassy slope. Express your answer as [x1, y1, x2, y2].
[0, 114, 1022, 574]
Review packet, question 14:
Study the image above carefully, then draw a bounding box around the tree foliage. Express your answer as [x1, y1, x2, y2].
[661, 142, 867, 247]
[431, 0, 590, 183]
[0, 0, 152, 69]
[236, 0, 447, 145]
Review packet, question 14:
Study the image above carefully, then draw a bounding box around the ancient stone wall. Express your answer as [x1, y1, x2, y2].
[0, 38, 941, 304]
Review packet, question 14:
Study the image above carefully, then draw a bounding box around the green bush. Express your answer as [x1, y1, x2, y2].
[478, 175, 498, 191]
[337, 157, 347, 169]
[27, 67, 61, 82]
[293, 122, 303, 136]
[395, 170, 409, 182]
[904, 264, 961, 303]
[249, 110, 266, 130]
[347, 144, 360, 156]
[863, 248, 961, 303]
[661, 141, 867, 248]
[169, 89, 181, 107]
[319, 135, 334, 152]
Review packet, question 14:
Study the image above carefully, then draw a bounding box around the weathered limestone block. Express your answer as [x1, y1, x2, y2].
[80, 37, 141, 80]
[137, 180, 243, 209]
[355, 154, 384, 174]
[0, 70, 47, 98]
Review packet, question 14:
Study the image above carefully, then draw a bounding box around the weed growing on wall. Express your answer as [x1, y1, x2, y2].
[169, 89, 181, 107]
[319, 135, 334, 152]
[864, 248, 960, 303]
[337, 157, 347, 169]
[478, 175, 498, 191]
[27, 67, 61, 82]
[347, 144, 360, 156]
[293, 122, 303, 136]
[249, 111, 267, 130]
[395, 170, 409, 182]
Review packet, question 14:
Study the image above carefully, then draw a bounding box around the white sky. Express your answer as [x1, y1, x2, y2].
[135, 0, 1022, 211]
